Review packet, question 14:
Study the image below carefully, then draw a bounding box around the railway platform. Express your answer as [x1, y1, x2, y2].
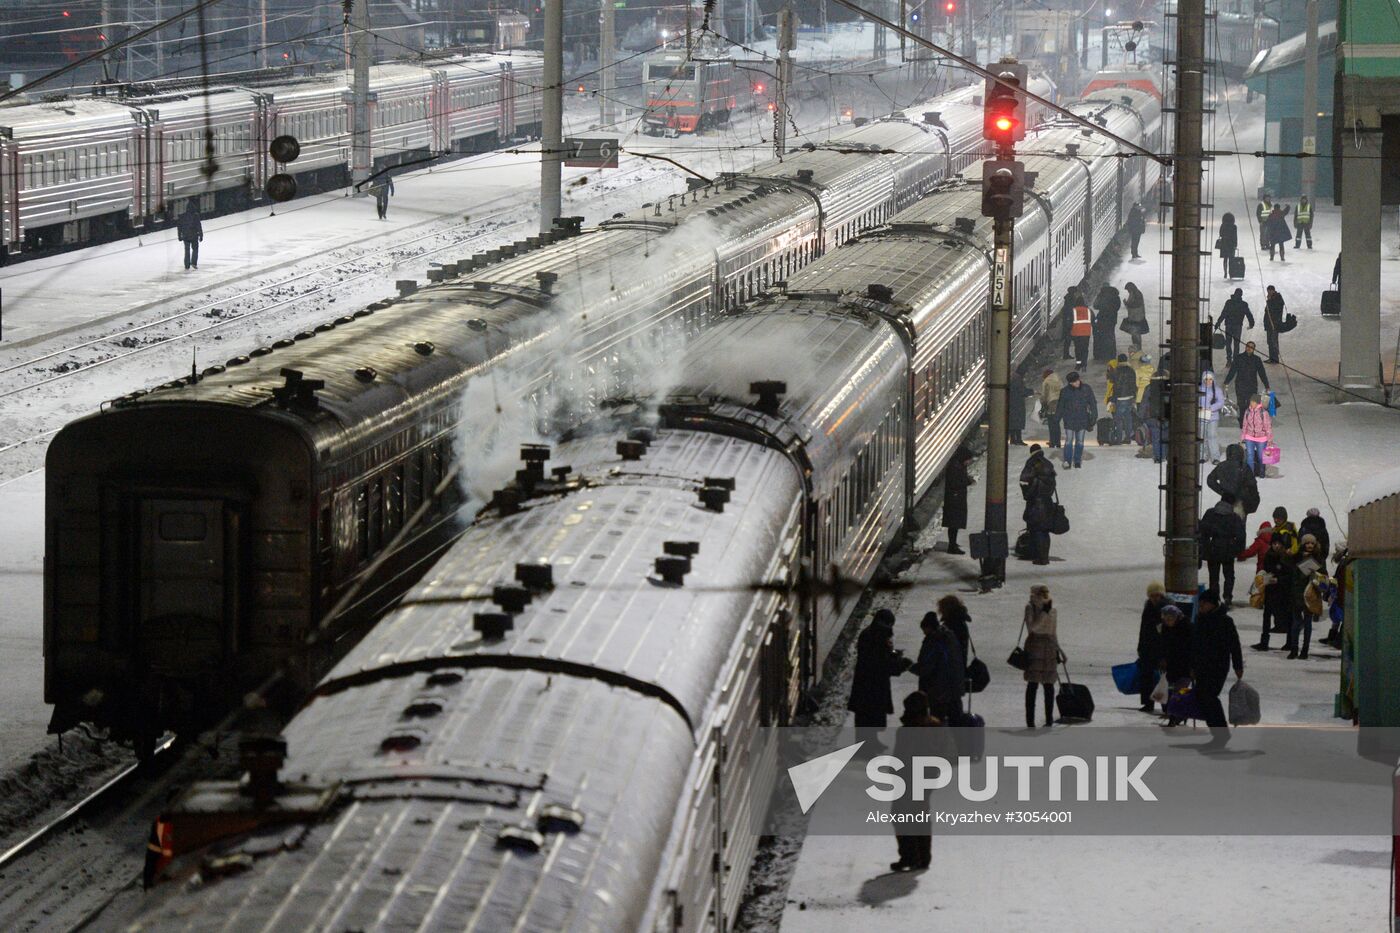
[774, 95, 1400, 930]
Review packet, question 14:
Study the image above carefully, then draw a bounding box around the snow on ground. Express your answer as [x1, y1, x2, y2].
[771, 89, 1399, 931]
[0, 65, 952, 776]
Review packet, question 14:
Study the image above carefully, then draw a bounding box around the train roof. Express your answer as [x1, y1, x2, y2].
[0, 97, 139, 134]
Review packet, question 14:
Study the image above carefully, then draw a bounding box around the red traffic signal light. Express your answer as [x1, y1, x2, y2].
[983, 61, 1028, 145]
[944, 1, 956, 11]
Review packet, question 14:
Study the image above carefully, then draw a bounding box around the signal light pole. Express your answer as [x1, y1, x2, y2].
[972, 58, 1028, 589]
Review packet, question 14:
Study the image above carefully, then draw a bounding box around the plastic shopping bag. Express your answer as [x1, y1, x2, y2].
[1150, 673, 1169, 705]
[1228, 679, 1261, 725]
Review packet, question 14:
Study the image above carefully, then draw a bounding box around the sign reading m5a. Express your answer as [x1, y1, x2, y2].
[564, 136, 619, 168]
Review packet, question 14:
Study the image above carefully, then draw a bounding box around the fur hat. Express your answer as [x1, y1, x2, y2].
[1307, 507, 1321, 518]
[1146, 581, 1166, 597]
[1301, 534, 1319, 550]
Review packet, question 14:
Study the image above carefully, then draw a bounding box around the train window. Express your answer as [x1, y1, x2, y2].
[368, 478, 383, 555]
[386, 466, 404, 538]
[319, 505, 332, 556]
[158, 511, 207, 542]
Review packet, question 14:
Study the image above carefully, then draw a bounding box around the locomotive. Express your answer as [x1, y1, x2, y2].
[44, 82, 1017, 756]
[121, 73, 1161, 931]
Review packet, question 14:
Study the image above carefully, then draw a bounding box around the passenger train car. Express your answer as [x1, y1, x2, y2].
[122, 74, 1160, 931]
[44, 82, 1021, 756]
[0, 53, 543, 256]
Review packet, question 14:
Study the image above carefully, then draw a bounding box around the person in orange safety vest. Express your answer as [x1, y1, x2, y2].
[1070, 302, 1093, 368]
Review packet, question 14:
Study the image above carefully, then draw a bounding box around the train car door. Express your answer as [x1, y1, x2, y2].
[136, 497, 241, 675]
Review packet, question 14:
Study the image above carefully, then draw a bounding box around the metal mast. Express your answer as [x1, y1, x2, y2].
[540, 0, 564, 231]
[599, 0, 616, 127]
[775, 5, 795, 159]
[1300, 0, 1319, 200]
[1163, 0, 1206, 603]
[349, 0, 371, 193]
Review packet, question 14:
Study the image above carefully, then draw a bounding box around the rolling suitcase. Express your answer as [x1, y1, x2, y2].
[1228, 256, 1245, 279]
[1320, 286, 1340, 316]
[1055, 663, 1095, 722]
[1095, 416, 1115, 446]
[948, 701, 986, 761]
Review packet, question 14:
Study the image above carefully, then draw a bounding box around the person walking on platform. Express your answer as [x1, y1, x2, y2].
[1159, 605, 1192, 725]
[1217, 288, 1254, 368]
[1256, 535, 1299, 652]
[1055, 371, 1097, 469]
[1039, 368, 1063, 449]
[1121, 281, 1149, 351]
[1289, 535, 1328, 659]
[1293, 195, 1314, 249]
[1138, 582, 1168, 712]
[1069, 298, 1093, 368]
[1144, 364, 1169, 463]
[847, 610, 909, 750]
[1240, 395, 1273, 479]
[1019, 445, 1058, 565]
[1207, 443, 1260, 519]
[1263, 205, 1291, 261]
[1190, 589, 1244, 746]
[1216, 212, 1238, 278]
[889, 691, 938, 872]
[1092, 285, 1121, 362]
[1110, 353, 1138, 443]
[1022, 585, 1063, 727]
[1200, 497, 1247, 608]
[373, 175, 395, 219]
[1009, 366, 1031, 446]
[1223, 340, 1270, 425]
[1262, 287, 1286, 363]
[941, 444, 974, 554]
[1299, 508, 1330, 557]
[1059, 288, 1081, 360]
[177, 202, 203, 270]
[1198, 371, 1225, 464]
[1127, 202, 1147, 259]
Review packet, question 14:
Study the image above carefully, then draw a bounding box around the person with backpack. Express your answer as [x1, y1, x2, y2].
[910, 612, 966, 722]
[1191, 589, 1245, 747]
[1198, 370, 1226, 464]
[1263, 287, 1287, 363]
[1121, 282, 1149, 351]
[1199, 497, 1247, 607]
[1093, 285, 1121, 362]
[1223, 340, 1270, 427]
[1138, 582, 1168, 713]
[1217, 288, 1254, 367]
[1055, 371, 1097, 469]
[1109, 353, 1138, 444]
[1216, 212, 1238, 278]
[1240, 395, 1273, 479]
[1127, 202, 1146, 259]
[1023, 584, 1063, 727]
[1207, 444, 1260, 519]
[1019, 445, 1058, 565]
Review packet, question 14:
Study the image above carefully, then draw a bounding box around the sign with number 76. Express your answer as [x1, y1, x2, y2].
[565, 137, 619, 168]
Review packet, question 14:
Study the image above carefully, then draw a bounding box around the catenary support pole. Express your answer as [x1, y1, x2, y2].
[979, 205, 1015, 588]
[1164, 0, 1205, 602]
[540, 0, 564, 232]
[599, 0, 616, 127]
[1301, 0, 1318, 200]
[260, 0, 268, 70]
[776, 5, 795, 159]
[350, 0, 371, 193]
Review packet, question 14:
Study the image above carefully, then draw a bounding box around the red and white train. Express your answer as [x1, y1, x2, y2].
[0, 52, 543, 258]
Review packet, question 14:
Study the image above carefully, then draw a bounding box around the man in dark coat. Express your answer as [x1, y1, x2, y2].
[941, 445, 974, 554]
[1199, 497, 1248, 607]
[847, 609, 909, 749]
[1216, 288, 1254, 366]
[1190, 589, 1244, 745]
[373, 174, 396, 219]
[1092, 285, 1121, 361]
[1109, 353, 1137, 442]
[177, 202, 203, 270]
[1262, 286, 1286, 363]
[1018, 444, 1057, 565]
[1255, 536, 1300, 652]
[1222, 341, 1270, 426]
[1299, 508, 1330, 557]
[910, 612, 965, 722]
[1054, 371, 1097, 469]
[1263, 205, 1291, 261]
[1137, 582, 1168, 712]
[1008, 368, 1031, 446]
[1206, 444, 1259, 519]
[1127, 202, 1146, 259]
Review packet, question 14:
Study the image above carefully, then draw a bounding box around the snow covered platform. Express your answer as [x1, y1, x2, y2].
[774, 91, 1399, 930]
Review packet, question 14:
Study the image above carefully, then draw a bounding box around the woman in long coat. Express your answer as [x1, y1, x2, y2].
[1023, 584, 1063, 727]
[1263, 205, 1291, 261]
[1216, 212, 1238, 278]
[1092, 285, 1121, 362]
[1119, 282, 1149, 352]
[941, 445, 974, 554]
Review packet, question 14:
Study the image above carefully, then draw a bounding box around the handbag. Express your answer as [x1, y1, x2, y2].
[1150, 672, 1169, 705]
[1228, 679, 1261, 725]
[1262, 442, 1281, 465]
[1112, 661, 1142, 695]
[1049, 492, 1070, 535]
[965, 632, 991, 693]
[1007, 618, 1030, 671]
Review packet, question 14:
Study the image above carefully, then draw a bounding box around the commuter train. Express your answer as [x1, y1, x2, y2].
[641, 47, 738, 135]
[124, 74, 1160, 931]
[45, 81, 1032, 757]
[0, 53, 543, 257]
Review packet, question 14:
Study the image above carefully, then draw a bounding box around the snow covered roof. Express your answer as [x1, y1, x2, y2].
[1348, 465, 1400, 512]
[1244, 21, 1338, 81]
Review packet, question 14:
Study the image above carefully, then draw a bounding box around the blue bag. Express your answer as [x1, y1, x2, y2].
[1267, 390, 1278, 416]
[1165, 685, 1200, 721]
[1112, 661, 1142, 695]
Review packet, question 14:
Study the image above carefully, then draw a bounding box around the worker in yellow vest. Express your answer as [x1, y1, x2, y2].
[1293, 195, 1313, 249]
[1070, 302, 1093, 368]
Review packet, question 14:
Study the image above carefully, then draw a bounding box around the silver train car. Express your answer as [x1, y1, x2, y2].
[0, 53, 543, 256]
[123, 76, 1161, 932]
[44, 84, 1005, 754]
